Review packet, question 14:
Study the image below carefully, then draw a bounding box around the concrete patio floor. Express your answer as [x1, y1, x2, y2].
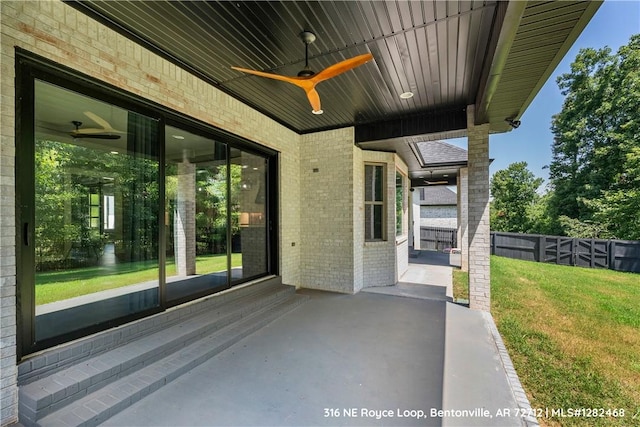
[101, 251, 537, 427]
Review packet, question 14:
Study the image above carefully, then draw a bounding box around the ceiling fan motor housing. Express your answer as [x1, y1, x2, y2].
[298, 31, 317, 77]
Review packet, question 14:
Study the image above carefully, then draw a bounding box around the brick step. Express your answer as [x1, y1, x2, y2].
[19, 282, 305, 426]
[19, 277, 285, 385]
[34, 294, 306, 427]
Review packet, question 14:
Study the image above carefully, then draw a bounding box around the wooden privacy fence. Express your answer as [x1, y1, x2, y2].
[491, 232, 640, 273]
[420, 226, 457, 251]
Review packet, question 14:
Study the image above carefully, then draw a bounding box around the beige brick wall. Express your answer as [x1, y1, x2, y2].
[353, 145, 364, 292]
[299, 128, 357, 293]
[0, 2, 302, 424]
[458, 167, 469, 270]
[361, 151, 399, 288]
[466, 106, 491, 311]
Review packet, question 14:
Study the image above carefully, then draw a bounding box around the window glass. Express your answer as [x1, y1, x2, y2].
[396, 171, 405, 236]
[230, 148, 269, 281]
[365, 164, 385, 241]
[34, 80, 160, 341]
[165, 126, 229, 301]
[365, 164, 384, 201]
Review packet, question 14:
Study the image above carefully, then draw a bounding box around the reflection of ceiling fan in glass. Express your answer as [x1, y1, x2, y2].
[423, 171, 448, 185]
[70, 111, 125, 140]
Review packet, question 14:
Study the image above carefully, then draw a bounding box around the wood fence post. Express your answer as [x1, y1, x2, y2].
[538, 235, 544, 262]
[609, 240, 616, 270]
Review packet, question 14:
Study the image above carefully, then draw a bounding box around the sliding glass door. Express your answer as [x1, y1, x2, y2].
[165, 126, 229, 303]
[230, 148, 270, 282]
[32, 80, 161, 343]
[17, 57, 277, 356]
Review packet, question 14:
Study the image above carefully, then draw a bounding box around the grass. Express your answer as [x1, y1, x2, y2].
[452, 267, 468, 301]
[463, 256, 640, 426]
[36, 253, 243, 305]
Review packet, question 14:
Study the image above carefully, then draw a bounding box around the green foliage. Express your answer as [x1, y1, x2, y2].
[35, 138, 160, 270]
[490, 161, 543, 233]
[549, 34, 640, 240]
[557, 215, 613, 239]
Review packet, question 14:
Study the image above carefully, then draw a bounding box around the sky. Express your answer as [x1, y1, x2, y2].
[445, 0, 640, 190]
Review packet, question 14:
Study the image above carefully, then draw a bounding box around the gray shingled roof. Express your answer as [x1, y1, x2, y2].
[420, 186, 457, 206]
[414, 140, 467, 166]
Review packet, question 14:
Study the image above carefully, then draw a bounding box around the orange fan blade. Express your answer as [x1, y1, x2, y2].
[311, 53, 373, 84]
[304, 87, 322, 113]
[233, 65, 321, 112]
[231, 52, 373, 113]
[231, 66, 304, 85]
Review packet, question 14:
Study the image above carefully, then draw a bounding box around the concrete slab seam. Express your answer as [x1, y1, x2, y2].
[482, 311, 540, 427]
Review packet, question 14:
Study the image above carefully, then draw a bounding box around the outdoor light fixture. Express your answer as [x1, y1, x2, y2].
[400, 91, 414, 99]
[312, 109, 324, 115]
[506, 118, 521, 129]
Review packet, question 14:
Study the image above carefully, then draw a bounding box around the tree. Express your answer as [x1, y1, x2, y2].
[490, 162, 543, 233]
[549, 35, 640, 239]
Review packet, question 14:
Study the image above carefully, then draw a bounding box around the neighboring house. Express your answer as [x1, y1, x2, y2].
[0, 1, 600, 425]
[418, 186, 458, 229]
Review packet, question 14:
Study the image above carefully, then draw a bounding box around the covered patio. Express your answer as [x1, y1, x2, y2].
[1, 1, 601, 426]
[101, 255, 534, 427]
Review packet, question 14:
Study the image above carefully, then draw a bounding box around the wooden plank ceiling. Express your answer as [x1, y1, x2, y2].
[70, 0, 600, 145]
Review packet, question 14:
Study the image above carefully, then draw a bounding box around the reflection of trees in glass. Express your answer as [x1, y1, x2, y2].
[35, 140, 85, 270]
[35, 139, 159, 270]
[166, 163, 241, 257]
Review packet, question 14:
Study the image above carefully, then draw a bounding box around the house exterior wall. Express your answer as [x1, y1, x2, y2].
[458, 167, 469, 270]
[0, 2, 302, 424]
[0, 1, 417, 424]
[299, 128, 358, 293]
[419, 206, 458, 229]
[361, 151, 397, 289]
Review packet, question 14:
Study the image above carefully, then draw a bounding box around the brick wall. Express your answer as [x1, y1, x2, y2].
[466, 106, 490, 311]
[299, 128, 357, 293]
[361, 151, 399, 289]
[458, 167, 469, 270]
[0, 2, 302, 424]
[419, 206, 458, 229]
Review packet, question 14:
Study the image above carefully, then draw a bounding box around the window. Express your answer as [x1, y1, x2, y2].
[103, 194, 115, 230]
[396, 171, 405, 236]
[365, 164, 385, 240]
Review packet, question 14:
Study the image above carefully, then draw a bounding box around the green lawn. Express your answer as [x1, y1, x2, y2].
[36, 253, 243, 305]
[461, 256, 640, 426]
[452, 267, 468, 302]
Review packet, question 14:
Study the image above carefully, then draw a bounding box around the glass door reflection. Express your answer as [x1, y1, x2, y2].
[165, 126, 229, 302]
[230, 148, 269, 283]
[33, 80, 160, 342]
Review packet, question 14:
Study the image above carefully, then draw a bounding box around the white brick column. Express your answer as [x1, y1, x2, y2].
[457, 167, 469, 272]
[174, 160, 196, 276]
[467, 105, 491, 311]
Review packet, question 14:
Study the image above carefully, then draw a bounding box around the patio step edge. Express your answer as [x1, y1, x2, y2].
[33, 293, 307, 427]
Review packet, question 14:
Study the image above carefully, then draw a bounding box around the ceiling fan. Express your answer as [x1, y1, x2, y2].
[70, 111, 124, 140]
[231, 31, 373, 115]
